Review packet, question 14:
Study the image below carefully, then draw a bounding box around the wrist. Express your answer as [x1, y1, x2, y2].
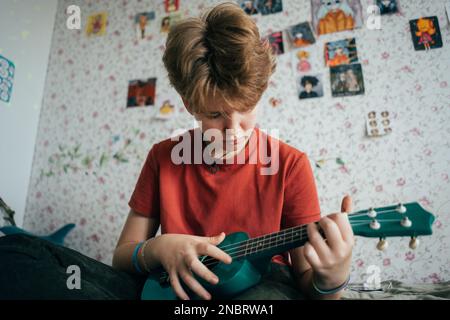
[312, 272, 350, 295]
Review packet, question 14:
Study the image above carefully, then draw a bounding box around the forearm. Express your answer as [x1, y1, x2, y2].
[295, 268, 343, 300]
[112, 237, 161, 274]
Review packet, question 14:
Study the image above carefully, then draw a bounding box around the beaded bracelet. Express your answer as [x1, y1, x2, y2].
[312, 275, 350, 295]
[132, 241, 145, 274]
[140, 239, 153, 273]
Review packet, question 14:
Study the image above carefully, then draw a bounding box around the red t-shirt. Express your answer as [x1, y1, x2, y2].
[128, 127, 321, 265]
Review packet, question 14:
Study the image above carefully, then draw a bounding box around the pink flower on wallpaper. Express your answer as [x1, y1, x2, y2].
[381, 52, 390, 60]
[90, 234, 100, 243]
[46, 206, 53, 214]
[401, 66, 413, 73]
[334, 103, 345, 110]
[405, 251, 415, 261]
[410, 128, 422, 137]
[415, 84, 422, 92]
[92, 111, 98, 118]
[344, 121, 352, 129]
[375, 185, 383, 192]
[80, 218, 86, 226]
[428, 273, 441, 284]
[440, 81, 448, 88]
[43, 140, 49, 147]
[359, 144, 366, 151]
[98, 177, 105, 185]
[383, 258, 391, 266]
[356, 259, 364, 267]
[396, 178, 406, 186]
[435, 220, 442, 229]
[423, 149, 432, 156]
[350, 186, 358, 194]
[339, 166, 349, 174]
[139, 132, 146, 140]
[36, 192, 42, 199]
[319, 148, 327, 156]
[419, 197, 431, 206]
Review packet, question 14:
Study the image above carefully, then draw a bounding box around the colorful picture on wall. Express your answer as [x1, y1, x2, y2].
[155, 99, 177, 120]
[311, 0, 363, 36]
[298, 75, 324, 100]
[295, 50, 312, 73]
[366, 110, 393, 137]
[127, 78, 156, 108]
[257, 0, 283, 15]
[161, 12, 183, 33]
[0, 55, 15, 103]
[409, 16, 443, 51]
[325, 38, 358, 67]
[263, 31, 284, 55]
[86, 12, 108, 37]
[135, 12, 155, 41]
[239, 0, 259, 15]
[330, 63, 364, 97]
[165, 0, 180, 13]
[287, 22, 316, 48]
[375, 0, 398, 15]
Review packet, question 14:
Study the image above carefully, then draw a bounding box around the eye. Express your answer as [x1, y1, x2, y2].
[206, 112, 222, 119]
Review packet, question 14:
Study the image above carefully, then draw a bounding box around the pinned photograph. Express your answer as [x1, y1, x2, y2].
[330, 63, 364, 97]
[257, 0, 283, 15]
[161, 12, 183, 33]
[295, 50, 312, 73]
[155, 99, 177, 120]
[126, 78, 156, 108]
[410, 16, 443, 51]
[325, 38, 358, 67]
[165, 0, 180, 13]
[375, 0, 398, 15]
[0, 55, 15, 103]
[287, 22, 316, 48]
[135, 12, 155, 41]
[298, 75, 324, 100]
[86, 12, 108, 37]
[366, 110, 393, 137]
[239, 0, 259, 15]
[263, 31, 284, 55]
[311, 0, 363, 36]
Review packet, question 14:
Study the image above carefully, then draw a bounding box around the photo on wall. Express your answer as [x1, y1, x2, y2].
[135, 12, 155, 41]
[325, 38, 358, 67]
[375, 0, 399, 15]
[366, 110, 393, 137]
[330, 63, 364, 97]
[165, 0, 180, 13]
[126, 78, 156, 108]
[86, 12, 108, 37]
[239, 0, 259, 15]
[155, 99, 177, 120]
[257, 0, 283, 15]
[0, 55, 15, 103]
[263, 31, 284, 55]
[311, 0, 363, 36]
[409, 16, 443, 51]
[298, 75, 324, 100]
[287, 22, 316, 48]
[161, 12, 183, 33]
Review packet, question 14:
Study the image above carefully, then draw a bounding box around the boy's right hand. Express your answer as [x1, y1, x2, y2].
[149, 232, 232, 300]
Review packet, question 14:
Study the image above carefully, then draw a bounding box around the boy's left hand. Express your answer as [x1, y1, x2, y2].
[304, 195, 354, 290]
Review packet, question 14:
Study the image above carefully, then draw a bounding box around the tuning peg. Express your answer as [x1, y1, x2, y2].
[396, 203, 406, 214]
[409, 237, 419, 249]
[367, 207, 377, 218]
[401, 217, 412, 228]
[377, 238, 388, 251]
[370, 219, 381, 230]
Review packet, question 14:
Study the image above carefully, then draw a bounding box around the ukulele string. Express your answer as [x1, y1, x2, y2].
[158, 209, 405, 279]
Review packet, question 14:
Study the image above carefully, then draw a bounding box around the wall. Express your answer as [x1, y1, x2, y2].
[0, 0, 58, 227]
[24, 0, 450, 284]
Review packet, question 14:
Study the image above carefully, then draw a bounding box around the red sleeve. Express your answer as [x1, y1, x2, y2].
[281, 152, 321, 228]
[128, 144, 160, 218]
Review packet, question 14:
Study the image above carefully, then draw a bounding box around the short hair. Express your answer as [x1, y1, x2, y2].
[162, 2, 276, 114]
[301, 76, 319, 87]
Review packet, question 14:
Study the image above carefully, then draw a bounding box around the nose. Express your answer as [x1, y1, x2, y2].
[223, 113, 243, 139]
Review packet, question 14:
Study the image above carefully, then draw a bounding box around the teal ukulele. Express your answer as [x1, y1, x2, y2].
[141, 202, 435, 300]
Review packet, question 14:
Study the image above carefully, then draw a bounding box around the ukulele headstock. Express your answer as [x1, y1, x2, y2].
[349, 202, 435, 251]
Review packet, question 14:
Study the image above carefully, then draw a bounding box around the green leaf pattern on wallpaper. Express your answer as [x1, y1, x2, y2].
[39, 128, 143, 181]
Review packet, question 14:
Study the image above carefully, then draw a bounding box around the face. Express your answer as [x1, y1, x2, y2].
[185, 96, 258, 159]
[305, 82, 313, 92]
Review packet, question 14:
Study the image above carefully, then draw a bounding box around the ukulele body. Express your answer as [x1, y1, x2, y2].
[141, 232, 271, 300]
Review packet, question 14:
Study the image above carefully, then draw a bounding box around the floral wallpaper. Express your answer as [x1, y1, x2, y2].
[24, 0, 450, 285]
